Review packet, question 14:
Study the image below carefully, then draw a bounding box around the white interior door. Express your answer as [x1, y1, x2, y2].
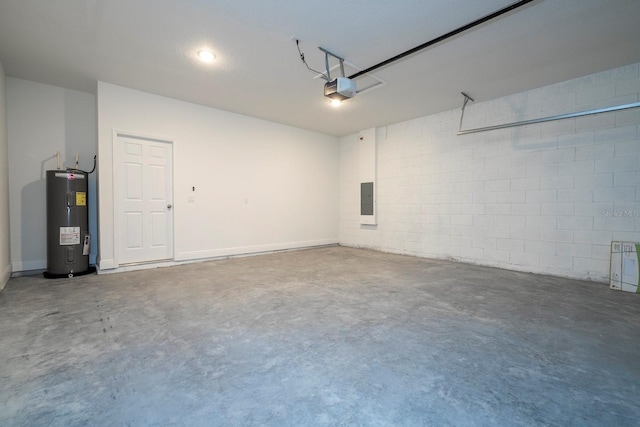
[116, 133, 173, 265]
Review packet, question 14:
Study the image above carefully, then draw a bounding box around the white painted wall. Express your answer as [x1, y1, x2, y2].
[0, 61, 10, 290]
[97, 82, 339, 270]
[340, 63, 640, 282]
[6, 78, 98, 272]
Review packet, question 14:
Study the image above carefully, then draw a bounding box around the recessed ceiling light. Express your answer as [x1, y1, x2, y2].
[198, 50, 216, 63]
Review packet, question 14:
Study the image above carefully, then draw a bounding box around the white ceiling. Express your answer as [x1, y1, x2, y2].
[0, 0, 639, 136]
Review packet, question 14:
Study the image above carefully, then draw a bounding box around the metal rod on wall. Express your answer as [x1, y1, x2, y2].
[457, 101, 640, 136]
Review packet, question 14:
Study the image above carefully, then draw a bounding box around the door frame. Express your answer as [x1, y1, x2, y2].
[112, 130, 175, 267]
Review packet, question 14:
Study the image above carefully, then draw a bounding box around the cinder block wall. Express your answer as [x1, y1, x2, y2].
[340, 63, 640, 282]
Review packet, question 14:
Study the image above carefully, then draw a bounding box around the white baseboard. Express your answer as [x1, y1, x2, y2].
[97, 258, 116, 271]
[11, 259, 46, 273]
[0, 263, 11, 292]
[175, 238, 339, 262]
[97, 239, 339, 274]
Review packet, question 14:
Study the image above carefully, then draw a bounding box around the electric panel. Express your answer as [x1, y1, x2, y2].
[361, 182, 374, 216]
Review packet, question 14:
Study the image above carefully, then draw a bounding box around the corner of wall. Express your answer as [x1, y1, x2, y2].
[0, 59, 11, 291]
[5, 78, 98, 275]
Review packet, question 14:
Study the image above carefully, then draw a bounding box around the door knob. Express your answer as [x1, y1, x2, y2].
[167, 204, 172, 209]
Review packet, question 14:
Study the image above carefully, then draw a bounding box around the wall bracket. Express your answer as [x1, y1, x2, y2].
[458, 92, 475, 132]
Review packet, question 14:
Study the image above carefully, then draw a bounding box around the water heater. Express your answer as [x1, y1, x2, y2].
[44, 170, 91, 278]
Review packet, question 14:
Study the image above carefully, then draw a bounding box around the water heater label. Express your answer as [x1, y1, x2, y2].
[60, 227, 80, 245]
[76, 192, 86, 206]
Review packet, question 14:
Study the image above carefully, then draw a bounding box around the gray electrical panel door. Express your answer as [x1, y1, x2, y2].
[361, 182, 374, 215]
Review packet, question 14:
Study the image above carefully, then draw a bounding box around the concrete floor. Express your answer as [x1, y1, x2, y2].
[0, 246, 639, 426]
